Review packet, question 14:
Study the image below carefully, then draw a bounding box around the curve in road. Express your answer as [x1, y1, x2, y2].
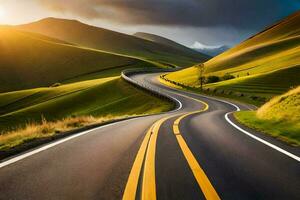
[0, 72, 299, 200]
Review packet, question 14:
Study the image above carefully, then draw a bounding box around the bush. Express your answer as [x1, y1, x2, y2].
[222, 73, 235, 80]
[206, 76, 220, 83]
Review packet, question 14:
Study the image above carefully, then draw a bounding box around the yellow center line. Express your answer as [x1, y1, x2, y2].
[123, 117, 171, 200]
[173, 99, 221, 200]
[142, 117, 168, 200]
[123, 81, 219, 200]
[122, 123, 155, 200]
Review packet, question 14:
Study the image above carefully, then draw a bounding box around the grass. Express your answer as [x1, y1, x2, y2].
[165, 11, 300, 105]
[17, 17, 209, 67]
[234, 86, 300, 146]
[234, 111, 300, 146]
[0, 77, 173, 132]
[0, 115, 103, 151]
[0, 24, 179, 154]
[0, 26, 155, 92]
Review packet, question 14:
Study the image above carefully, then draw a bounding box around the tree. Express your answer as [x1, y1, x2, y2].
[198, 63, 205, 91]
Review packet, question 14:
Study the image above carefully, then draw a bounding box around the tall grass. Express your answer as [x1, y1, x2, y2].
[0, 115, 126, 151]
[257, 86, 300, 121]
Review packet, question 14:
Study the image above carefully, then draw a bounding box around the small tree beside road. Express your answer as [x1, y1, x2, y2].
[198, 63, 205, 91]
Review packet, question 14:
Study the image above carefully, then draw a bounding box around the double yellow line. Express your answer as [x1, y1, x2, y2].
[123, 95, 220, 200]
[122, 117, 169, 200]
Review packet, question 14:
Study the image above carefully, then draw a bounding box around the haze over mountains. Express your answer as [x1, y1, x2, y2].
[190, 42, 229, 56]
[17, 18, 209, 67]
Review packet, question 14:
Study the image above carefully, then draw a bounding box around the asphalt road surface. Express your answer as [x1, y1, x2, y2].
[0, 72, 299, 200]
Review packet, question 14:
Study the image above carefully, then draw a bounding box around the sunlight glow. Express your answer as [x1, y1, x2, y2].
[0, 6, 7, 23]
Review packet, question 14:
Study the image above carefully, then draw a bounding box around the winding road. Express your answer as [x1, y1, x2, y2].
[0, 72, 299, 200]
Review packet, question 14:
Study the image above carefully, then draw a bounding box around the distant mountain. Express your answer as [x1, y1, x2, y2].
[134, 32, 210, 57]
[17, 18, 209, 67]
[190, 42, 229, 56]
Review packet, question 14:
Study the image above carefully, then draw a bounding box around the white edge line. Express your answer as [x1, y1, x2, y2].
[196, 91, 299, 162]
[0, 81, 184, 169]
[0, 117, 141, 168]
[225, 112, 300, 162]
[163, 82, 300, 162]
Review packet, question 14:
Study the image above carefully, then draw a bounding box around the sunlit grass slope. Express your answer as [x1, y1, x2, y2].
[17, 18, 209, 67]
[165, 11, 300, 103]
[168, 10, 300, 80]
[0, 77, 173, 132]
[205, 66, 300, 98]
[0, 26, 156, 92]
[235, 86, 300, 146]
[204, 11, 300, 75]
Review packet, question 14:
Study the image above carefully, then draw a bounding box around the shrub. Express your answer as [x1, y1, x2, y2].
[206, 76, 220, 83]
[222, 73, 235, 80]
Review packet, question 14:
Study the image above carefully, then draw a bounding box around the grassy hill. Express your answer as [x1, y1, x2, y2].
[0, 77, 172, 132]
[0, 26, 156, 92]
[204, 10, 300, 75]
[165, 11, 300, 104]
[0, 77, 173, 151]
[0, 27, 172, 144]
[17, 18, 209, 67]
[235, 86, 300, 146]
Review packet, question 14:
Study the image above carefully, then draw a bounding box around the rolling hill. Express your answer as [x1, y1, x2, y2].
[17, 18, 209, 67]
[235, 86, 300, 145]
[0, 77, 172, 132]
[0, 26, 156, 92]
[0, 26, 173, 135]
[165, 11, 300, 103]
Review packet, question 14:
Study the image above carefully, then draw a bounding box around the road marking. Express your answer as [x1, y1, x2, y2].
[175, 134, 220, 200]
[160, 78, 300, 162]
[122, 123, 154, 200]
[0, 117, 148, 169]
[173, 101, 220, 200]
[142, 117, 168, 200]
[225, 112, 300, 162]
[123, 117, 169, 200]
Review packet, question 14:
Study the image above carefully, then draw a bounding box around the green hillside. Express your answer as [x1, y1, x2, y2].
[204, 11, 300, 75]
[165, 11, 300, 104]
[0, 25, 175, 151]
[0, 26, 154, 92]
[17, 18, 209, 67]
[0, 77, 172, 132]
[235, 86, 300, 146]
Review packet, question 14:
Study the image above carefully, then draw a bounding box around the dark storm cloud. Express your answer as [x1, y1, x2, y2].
[37, 0, 300, 29]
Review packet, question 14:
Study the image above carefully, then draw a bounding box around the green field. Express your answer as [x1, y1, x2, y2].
[17, 18, 209, 67]
[0, 23, 183, 152]
[235, 86, 300, 146]
[165, 11, 300, 105]
[0, 27, 161, 92]
[0, 77, 173, 132]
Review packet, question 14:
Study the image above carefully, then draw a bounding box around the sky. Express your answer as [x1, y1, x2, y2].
[0, 0, 299, 47]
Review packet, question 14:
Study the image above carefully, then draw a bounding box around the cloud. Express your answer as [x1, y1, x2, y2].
[35, 0, 299, 30]
[191, 42, 223, 50]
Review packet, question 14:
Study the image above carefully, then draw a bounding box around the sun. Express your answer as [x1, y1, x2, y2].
[0, 6, 7, 23]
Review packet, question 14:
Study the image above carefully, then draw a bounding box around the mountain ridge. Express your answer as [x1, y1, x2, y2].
[17, 18, 209, 67]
